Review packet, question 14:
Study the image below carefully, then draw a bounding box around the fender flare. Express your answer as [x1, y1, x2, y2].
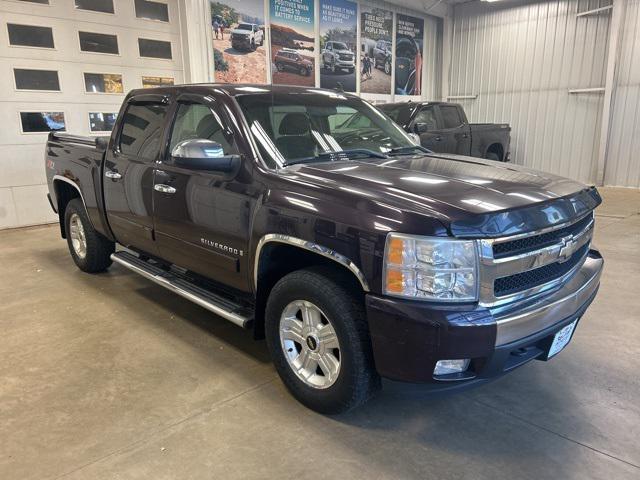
[253, 234, 370, 292]
[52, 175, 94, 228]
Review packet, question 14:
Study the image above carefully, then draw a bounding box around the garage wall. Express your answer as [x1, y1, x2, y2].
[449, 0, 612, 184]
[0, 0, 184, 229]
[605, 0, 640, 187]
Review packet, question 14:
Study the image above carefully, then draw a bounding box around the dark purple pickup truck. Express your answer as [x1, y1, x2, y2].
[45, 84, 603, 413]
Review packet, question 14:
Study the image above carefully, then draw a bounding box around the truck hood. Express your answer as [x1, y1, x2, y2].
[231, 29, 252, 36]
[282, 153, 600, 237]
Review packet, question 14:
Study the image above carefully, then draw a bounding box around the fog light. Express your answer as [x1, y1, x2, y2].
[434, 359, 470, 376]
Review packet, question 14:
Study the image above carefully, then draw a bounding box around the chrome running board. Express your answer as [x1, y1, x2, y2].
[111, 251, 252, 329]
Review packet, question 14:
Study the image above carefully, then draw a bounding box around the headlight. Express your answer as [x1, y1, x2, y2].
[383, 233, 479, 302]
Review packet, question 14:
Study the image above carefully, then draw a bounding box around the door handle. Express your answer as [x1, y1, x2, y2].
[105, 170, 122, 179]
[435, 136, 442, 141]
[154, 184, 177, 194]
[462, 133, 469, 138]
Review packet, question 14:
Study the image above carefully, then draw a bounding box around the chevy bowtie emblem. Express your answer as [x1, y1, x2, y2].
[558, 235, 577, 263]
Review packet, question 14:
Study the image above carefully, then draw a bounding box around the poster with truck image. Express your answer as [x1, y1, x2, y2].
[395, 13, 424, 96]
[319, 0, 357, 92]
[211, 0, 267, 84]
[359, 6, 393, 95]
[270, 0, 315, 86]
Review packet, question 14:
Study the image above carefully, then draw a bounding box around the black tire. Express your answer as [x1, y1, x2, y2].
[276, 62, 284, 72]
[486, 151, 501, 162]
[265, 266, 381, 414]
[64, 198, 114, 273]
[300, 67, 308, 76]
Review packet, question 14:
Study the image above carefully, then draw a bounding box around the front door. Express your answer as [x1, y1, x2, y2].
[103, 98, 169, 254]
[413, 105, 444, 151]
[152, 98, 252, 291]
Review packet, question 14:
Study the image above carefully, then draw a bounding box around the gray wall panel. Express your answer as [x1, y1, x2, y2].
[605, 0, 640, 187]
[450, 0, 612, 184]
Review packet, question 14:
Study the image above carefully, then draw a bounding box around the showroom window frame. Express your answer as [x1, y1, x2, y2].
[77, 30, 120, 56]
[17, 110, 68, 135]
[134, 0, 170, 24]
[87, 111, 119, 134]
[6, 23, 56, 50]
[83, 72, 125, 95]
[7, 0, 52, 6]
[12, 66, 63, 93]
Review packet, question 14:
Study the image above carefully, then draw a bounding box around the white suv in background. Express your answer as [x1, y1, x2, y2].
[322, 41, 355, 73]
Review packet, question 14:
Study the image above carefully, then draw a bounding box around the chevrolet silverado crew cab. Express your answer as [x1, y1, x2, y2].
[322, 41, 355, 73]
[231, 23, 264, 51]
[45, 84, 603, 414]
[380, 101, 511, 162]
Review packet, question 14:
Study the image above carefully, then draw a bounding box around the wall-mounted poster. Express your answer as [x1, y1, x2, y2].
[211, 0, 267, 84]
[319, 0, 357, 92]
[270, 0, 315, 86]
[359, 6, 393, 95]
[395, 14, 424, 96]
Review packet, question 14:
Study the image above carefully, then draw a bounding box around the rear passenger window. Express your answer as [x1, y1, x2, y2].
[119, 103, 168, 160]
[439, 106, 463, 129]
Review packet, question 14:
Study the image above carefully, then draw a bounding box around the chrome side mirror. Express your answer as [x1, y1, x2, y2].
[171, 138, 241, 173]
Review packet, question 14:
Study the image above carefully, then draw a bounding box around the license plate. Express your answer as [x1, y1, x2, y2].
[548, 320, 577, 358]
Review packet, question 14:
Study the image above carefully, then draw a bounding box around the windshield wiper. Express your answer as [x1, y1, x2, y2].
[387, 145, 431, 156]
[282, 149, 388, 167]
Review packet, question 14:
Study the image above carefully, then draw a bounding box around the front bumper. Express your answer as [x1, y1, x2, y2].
[366, 250, 603, 386]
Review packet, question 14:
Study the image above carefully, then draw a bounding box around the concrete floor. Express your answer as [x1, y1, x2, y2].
[1, 187, 639, 480]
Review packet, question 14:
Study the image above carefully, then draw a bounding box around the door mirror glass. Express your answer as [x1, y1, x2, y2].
[408, 133, 421, 145]
[171, 138, 240, 173]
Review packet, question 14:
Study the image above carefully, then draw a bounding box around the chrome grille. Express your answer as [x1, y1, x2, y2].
[478, 213, 594, 307]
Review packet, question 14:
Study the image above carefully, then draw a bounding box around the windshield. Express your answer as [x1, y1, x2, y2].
[333, 42, 348, 50]
[237, 23, 252, 30]
[236, 91, 416, 168]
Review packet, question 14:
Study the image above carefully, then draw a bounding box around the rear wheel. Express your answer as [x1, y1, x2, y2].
[300, 66, 308, 76]
[265, 267, 380, 414]
[64, 198, 114, 273]
[384, 58, 391, 75]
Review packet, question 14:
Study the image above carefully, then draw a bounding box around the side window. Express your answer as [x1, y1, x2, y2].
[439, 106, 464, 129]
[414, 107, 437, 130]
[119, 103, 168, 160]
[169, 103, 238, 156]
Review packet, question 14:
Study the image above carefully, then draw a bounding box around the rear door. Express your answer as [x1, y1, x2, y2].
[152, 95, 251, 290]
[103, 95, 170, 254]
[436, 104, 471, 155]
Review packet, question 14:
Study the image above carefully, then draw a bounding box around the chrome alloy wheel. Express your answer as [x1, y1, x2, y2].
[279, 300, 341, 389]
[69, 213, 87, 259]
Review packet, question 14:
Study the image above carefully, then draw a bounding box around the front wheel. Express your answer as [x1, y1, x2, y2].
[265, 267, 380, 414]
[276, 62, 284, 72]
[64, 198, 114, 273]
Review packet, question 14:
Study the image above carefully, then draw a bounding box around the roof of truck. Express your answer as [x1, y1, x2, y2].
[127, 83, 359, 98]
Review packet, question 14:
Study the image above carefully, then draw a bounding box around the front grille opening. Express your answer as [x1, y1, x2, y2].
[494, 244, 589, 297]
[493, 214, 593, 259]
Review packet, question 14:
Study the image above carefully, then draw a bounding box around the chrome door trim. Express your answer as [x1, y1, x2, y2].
[254, 234, 370, 292]
[105, 170, 122, 179]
